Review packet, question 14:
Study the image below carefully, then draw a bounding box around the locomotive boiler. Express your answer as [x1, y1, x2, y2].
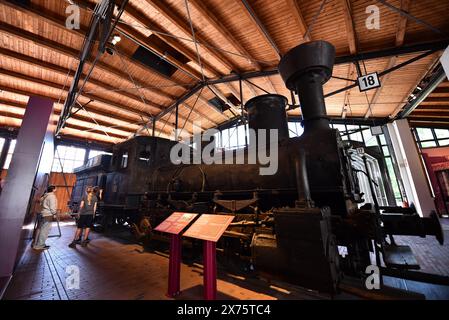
[70, 41, 444, 294]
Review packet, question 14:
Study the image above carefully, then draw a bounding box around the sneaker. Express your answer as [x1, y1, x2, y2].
[75, 238, 82, 244]
[43, 245, 50, 249]
[68, 241, 77, 248]
[81, 240, 88, 247]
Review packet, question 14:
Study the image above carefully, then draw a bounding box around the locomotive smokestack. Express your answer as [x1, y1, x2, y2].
[278, 41, 335, 132]
[245, 94, 289, 145]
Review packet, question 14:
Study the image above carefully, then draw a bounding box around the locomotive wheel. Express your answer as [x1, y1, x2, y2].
[131, 217, 152, 241]
[117, 217, 127, 226]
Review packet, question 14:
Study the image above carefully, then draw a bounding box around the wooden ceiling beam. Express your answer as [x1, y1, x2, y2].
[189, 0, 259, 71]
[114, 21, 202, 81]
[0, 86, 178, 137]
[3, 0, 190, 91]
[0, 70, 191, 135]
[0, 68, 153, 119]
[285, 0, 310, 42]
[412, 107, 449, 113]
[0, 47, 166, 113]
[181, 103, 219, 126]
[409, 112, 449, 117]
[420, 98, 449, 105]
[235, 0, 282, 60]
[0, 21, 177, 104]
[364, 0, 412, 118]
[0, 98, 136, 136]
[340, 0, 358, 55]
[0, 46, 213, 129]
[120, 1, 222, 77]
[0, 85, 137, 124]
[0, 108, 127, 140]
[145, 0, 239, 72]
[395, 0, 412, 47]
[188, 0, 277, 95]
[119, 2, 237, 125]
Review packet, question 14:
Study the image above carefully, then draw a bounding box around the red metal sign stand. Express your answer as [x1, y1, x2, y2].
[166, 234, 182, 297]
[203, 240, 217, 300]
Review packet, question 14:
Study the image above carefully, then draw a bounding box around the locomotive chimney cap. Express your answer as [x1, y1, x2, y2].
[278, 41, 336, 91]
[244, 94, 288, 111]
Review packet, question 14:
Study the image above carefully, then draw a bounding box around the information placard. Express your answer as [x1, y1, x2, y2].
[154, 212, 198, 235]
[183, 214, 234, 242]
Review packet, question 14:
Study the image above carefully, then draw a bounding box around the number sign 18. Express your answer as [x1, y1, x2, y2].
[357, 72, 381, 92]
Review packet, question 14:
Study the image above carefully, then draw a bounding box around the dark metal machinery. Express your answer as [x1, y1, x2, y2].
[69, 41, 446, 295]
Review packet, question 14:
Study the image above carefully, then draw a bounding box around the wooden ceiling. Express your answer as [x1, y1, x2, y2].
[409, 79, 449, 128]
[0, 0, 448, 144]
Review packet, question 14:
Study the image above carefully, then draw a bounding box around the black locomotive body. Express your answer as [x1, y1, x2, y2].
[70, 41, 444, 294]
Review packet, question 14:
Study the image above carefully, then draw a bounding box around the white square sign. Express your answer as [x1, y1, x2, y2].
[358, 72, 381, 92]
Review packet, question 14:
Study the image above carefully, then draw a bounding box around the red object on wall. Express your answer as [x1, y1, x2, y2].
[421, 146, 449, 216]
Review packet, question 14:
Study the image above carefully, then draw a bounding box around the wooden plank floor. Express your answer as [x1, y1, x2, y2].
[3, 223, 331, 300]
[3, 219, 449, 300]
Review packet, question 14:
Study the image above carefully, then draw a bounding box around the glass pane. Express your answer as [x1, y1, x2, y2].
[3, 154, 12, 170]
[346, 125, 359, 130]
[214, 132, 221, 150]
[296, 124, 304, 136]
[75, 148, 86, 161]
[64, 146, 76, 160]
[52, 162, 62, 173]
[88, 149, 106, 159]
[229, 127, 238, 149]
[55, 145, 65, 159]
[237, 125, 246, 148]
[439, 139, 449, 146]
[362, 129, 377, 147]
[3, 140, 17, 169]
[121, 152, 128, 168]
[435, 129, 449, 139]
[288, 122, 298, 137]
[385, 157, 401, 200]
[349, 132, 363, 142]
[0, 138, 5, 155]
[379, 135, 386, 145]
[333, 124, 346, 132]
[221, 128, 230, 149]
[421, 141, 437, 148]
[416, 128, 434, 141]
[382, 146, 390, 156]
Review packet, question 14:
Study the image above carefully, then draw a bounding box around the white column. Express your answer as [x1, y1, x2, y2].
[386, 119, 435, 216]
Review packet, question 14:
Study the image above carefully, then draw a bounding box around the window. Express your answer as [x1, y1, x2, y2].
[0, 138, 5, 167]
[414, 127, 449, 149]
[121, 152, 129, 168]
[138, 150, 151, 164]
[416, 128, 434, 141]
[216, 124, 248, 151]
[3, 140, 17, 170]
[331, 123, 403, 204]
[288, 122, 304, 137]
[52, 145, 86, 173]
[88, 149, 111, 160]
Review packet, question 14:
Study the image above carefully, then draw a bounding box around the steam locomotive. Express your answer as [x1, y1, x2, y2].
[70, 41, 444, 294]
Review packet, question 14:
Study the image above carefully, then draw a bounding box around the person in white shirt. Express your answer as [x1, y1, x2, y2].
[33, 185, 58, 250]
